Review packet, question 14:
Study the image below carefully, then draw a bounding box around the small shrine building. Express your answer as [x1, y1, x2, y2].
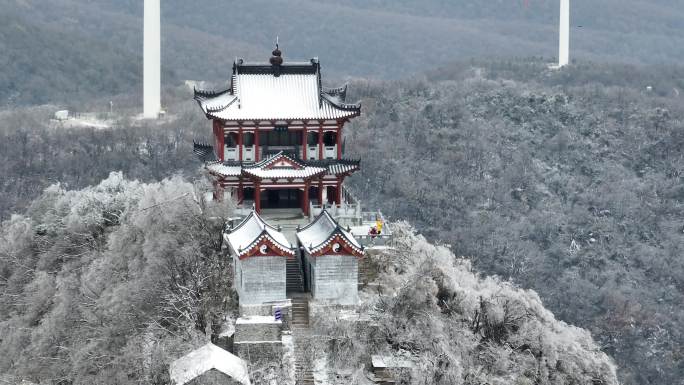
[224, 210, 295, 305]
[297, 210, 364, 305]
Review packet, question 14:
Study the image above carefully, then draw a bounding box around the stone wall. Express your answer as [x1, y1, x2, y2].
[234, 316, 284, 365]
[239, 300, 292, 330]
[234, 341, 284, 363]
[234, 316, 282, 343]
[235, 256, 286, 305]
[308, 255, 358, 305]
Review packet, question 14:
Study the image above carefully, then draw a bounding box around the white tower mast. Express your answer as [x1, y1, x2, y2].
[144, 0, 161, 119]
[558, 0, 570, 67]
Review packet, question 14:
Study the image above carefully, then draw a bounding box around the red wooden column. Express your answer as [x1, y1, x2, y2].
[335, 178, 342, 205]
[318, 123, 323, 160]
[254, 181, 261, 213]
[238, 179, 244, 204]
[302, 127, 308, 160]
[336, 121, 342, 159]
[213, 120, 225, 161]
[238, 126, 244, 161]
[254, 125, 260, 162]
[318, 180, 324, 205]
[303, 181, 310, 215]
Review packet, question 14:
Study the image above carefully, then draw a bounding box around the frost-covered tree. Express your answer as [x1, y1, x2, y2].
[315, 223, 619, 385]
[0, 172, 236, 384]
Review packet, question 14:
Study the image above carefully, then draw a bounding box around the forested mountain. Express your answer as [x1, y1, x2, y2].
[1, 59, 682, 384]
[345, 60, 684, 385]
[0, 175, 618, 384]
[2, 1, 683, 382]
[2, 0, 684, 105]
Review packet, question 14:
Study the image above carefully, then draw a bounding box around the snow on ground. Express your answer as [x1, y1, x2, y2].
[50, 117, 113, 129]
[281, 334, 296, 385]
[169, 343, 251, 385]
[235, 315, 281, 325]
[314, 356, 328, 385]
[219, 315, 236, 338]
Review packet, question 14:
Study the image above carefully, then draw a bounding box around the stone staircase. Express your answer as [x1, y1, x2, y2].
[291, 296, 310, 328]
[358, 254, 371, 289]
[293, 337, 315, 385]
[291, 296, 314, 385]
[287, 258, 305, 294]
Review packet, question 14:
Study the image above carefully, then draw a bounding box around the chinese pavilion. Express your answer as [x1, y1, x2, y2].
[193, 46, 361, 214]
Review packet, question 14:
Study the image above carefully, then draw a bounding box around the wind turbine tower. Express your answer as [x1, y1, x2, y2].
[144, 0, 161, 119]
[558, 0, 570, 67]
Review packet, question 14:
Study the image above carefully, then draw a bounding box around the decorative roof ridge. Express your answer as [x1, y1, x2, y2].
[321, 84, 348, 101]
[297, 209, 363, 254]
[232, 57, 319, 76]
[194, 87, 231, 99]
[206, 96, 238, 113]
[309, 228, 364, 255]
[298, 208, 334, 232]
[244, 151, 284, 169]
[244, 151, 306, 170]
[306, 158, 361, 167]
[229, 209, 288, 235]
[320, 92, 361, 111]
[228, 210, 257, 233]
[193, 140, 218, 163]
[237, 229, 295, 257]
[227, 211, 294, 256]
[317, 60, 323, 108]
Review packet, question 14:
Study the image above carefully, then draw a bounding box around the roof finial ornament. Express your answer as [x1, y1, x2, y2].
[270, 36, 283, 76]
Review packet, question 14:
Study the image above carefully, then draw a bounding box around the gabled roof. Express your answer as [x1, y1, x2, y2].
[243, 152, 327, 179]
[203, 152, 360, 180]
[194, 57, 360, 121]
[225, 210, 294, 259]
[296, 210, 363, 257]
[169, 343, 251, 385]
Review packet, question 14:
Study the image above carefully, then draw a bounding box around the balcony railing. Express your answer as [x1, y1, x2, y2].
[309, 185, 393, 247]
[324, 145, 336, 159]
[224, 146, 237, 161]
[243, 145, 255, 162]
[223, 144, 338, 162]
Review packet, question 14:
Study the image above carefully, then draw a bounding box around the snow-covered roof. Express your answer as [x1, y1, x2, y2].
[169, 343, 251, 385]
[322, 160, 361, 176]
[193, 141, 218, 163]
[194, 58, 360, 121]
[205, 152, 360, 180]
[296, 210, 363, 256]
[225, 210, 294, 258]
[207, 162, 243, 177]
